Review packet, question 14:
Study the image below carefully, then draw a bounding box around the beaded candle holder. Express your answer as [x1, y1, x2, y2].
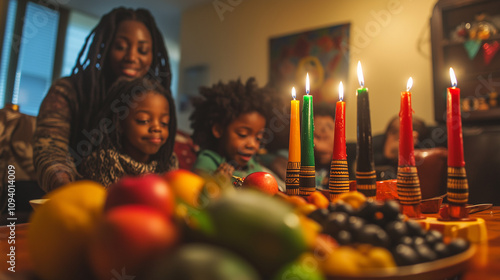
[329, 159, 350, 200]
[285, 161, 300, 196]
[299, 166, 316, 197]
[397, 166, 424, 218]
[444, 166, 472, 220]
[356, 170, 377, 199]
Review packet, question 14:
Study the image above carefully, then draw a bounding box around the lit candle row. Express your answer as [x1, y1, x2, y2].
[286, 65, 468, 217]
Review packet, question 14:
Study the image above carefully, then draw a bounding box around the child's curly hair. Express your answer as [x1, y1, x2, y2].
[190, 77, 275, 150]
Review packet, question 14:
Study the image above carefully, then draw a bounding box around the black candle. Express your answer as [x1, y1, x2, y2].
[355, 62, 376, 199]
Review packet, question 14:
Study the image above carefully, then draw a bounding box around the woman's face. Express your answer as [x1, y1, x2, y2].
[122, 91, 170, 163]
[108, 20, 153, 81]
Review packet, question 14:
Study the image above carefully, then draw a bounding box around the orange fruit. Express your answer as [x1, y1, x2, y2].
[307, 191, 330, 209]
[286, 195, 308, 207]
[28, 181, 106, 280]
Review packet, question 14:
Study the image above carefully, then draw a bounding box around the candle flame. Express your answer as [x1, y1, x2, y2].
[357, 61, 364, 88]
[449, 67, 457, 87]
[306, 73, 310, 94]
[339, 81, 344, 101]
[291, 87, 296, 100]
[407, 77, 413, 91]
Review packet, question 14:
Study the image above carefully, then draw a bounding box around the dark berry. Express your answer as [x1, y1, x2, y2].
[447, 238, 469, 255]
[412, 236, 426, 248]
[323, 212, 349, 236]
[331, 202, 354, 215]
[415, 244, 438, 263]
[393, 244, 419, 266]
[346, 216, 366, 241]
[424, 230, 443, 246]
[434, 242, 451, 258]
[335, 230, 352, 245]
[356, 200, 378, 221]
[385, 220, 408, 245]
[398, 236, 413, 247]
[405, 220, 425, 236]
[357, 224, 390, 248]
[380, 200, 401, 221]
[307, 208, 330, 226]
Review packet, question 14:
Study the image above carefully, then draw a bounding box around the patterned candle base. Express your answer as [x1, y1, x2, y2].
[447, 166, 469, 205]
[397, 166, 422, 205]
[397, 166, 423, 218]
[329, 159, 350, 201]
[356, 170, 376, 199]
[299, 165, 316, 197]
[285, 161, 301, 196]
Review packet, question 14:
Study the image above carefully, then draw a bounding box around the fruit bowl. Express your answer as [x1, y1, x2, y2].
[326, 244, 476, 280]
[29, 199, 49, 211]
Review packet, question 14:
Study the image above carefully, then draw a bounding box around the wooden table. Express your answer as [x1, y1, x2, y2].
[1, 207, 500, 279]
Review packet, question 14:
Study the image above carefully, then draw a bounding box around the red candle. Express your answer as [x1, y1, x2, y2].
[447, 68, 465, 167]
[399, 77, 416, 166]
[333, 82, 346, 160]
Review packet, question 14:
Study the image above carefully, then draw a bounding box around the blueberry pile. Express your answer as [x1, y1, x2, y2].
[307, 200, 470, 266]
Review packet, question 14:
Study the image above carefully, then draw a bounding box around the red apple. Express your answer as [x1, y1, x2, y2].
[241, 172, 279, 195]
[105, 174, 175, 218]
[89, 205, 178, 280]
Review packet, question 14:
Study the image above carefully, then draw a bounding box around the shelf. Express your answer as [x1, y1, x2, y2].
[431, 0, 500, 123]
[442, 35, 500, 47]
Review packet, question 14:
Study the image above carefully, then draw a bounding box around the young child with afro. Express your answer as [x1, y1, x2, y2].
[189, 77, 285, 191]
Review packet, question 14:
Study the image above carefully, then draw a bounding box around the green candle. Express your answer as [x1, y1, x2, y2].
[300, 73, 315, 196]
[355, 62, 376, 199]
[301, 96, 314, 166]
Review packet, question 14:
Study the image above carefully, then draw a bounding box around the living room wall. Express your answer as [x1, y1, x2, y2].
[179, 0, 437, 141]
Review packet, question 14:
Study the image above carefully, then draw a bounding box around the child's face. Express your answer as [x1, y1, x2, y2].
[108, 20, 153, 81]
[314, 115, 335, 166]
[122, 91, 170, 163]
[214, 111, 266, 168]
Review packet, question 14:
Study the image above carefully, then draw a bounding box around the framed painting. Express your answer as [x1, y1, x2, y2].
[269, 23, 350, 104]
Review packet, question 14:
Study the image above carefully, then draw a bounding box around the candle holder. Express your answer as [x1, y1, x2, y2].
[285, 161, 301, 196]
[299, 165, 315, 197]
[397, 166, 424, 219]
[356, 170, 377, 199]
[442, 166, 473, 220]
[329, 159, 350, 201]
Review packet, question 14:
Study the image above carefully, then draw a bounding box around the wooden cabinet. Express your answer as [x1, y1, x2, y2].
[430, 0, 500, 124]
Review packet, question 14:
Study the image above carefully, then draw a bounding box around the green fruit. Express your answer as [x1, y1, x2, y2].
[140, 244, 260, 280]
[272, 254, 326, 280]
[204, 189, 308, 276]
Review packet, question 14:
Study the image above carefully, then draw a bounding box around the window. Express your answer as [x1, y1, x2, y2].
[0, 0, 17, 107]
[61, 11, 98, 77]
[0, 0, 62, 116]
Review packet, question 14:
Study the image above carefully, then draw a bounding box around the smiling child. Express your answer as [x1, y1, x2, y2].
[189, 78, 284, 190]
[80, 76, 178, 186]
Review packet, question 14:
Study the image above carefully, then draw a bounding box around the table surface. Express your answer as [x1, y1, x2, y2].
[1, 207, 500, 279]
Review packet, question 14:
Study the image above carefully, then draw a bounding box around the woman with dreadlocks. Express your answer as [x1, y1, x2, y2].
[34, 7, 174, 191]
[80, 77, 177, 186]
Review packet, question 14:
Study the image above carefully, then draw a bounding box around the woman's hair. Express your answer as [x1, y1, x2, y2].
[90, 76, 177, 172]
[190, 77, 275, 150]
[68, 7, 171, 148]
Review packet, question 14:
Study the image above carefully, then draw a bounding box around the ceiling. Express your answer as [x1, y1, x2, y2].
[62, 0, 212, 38]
